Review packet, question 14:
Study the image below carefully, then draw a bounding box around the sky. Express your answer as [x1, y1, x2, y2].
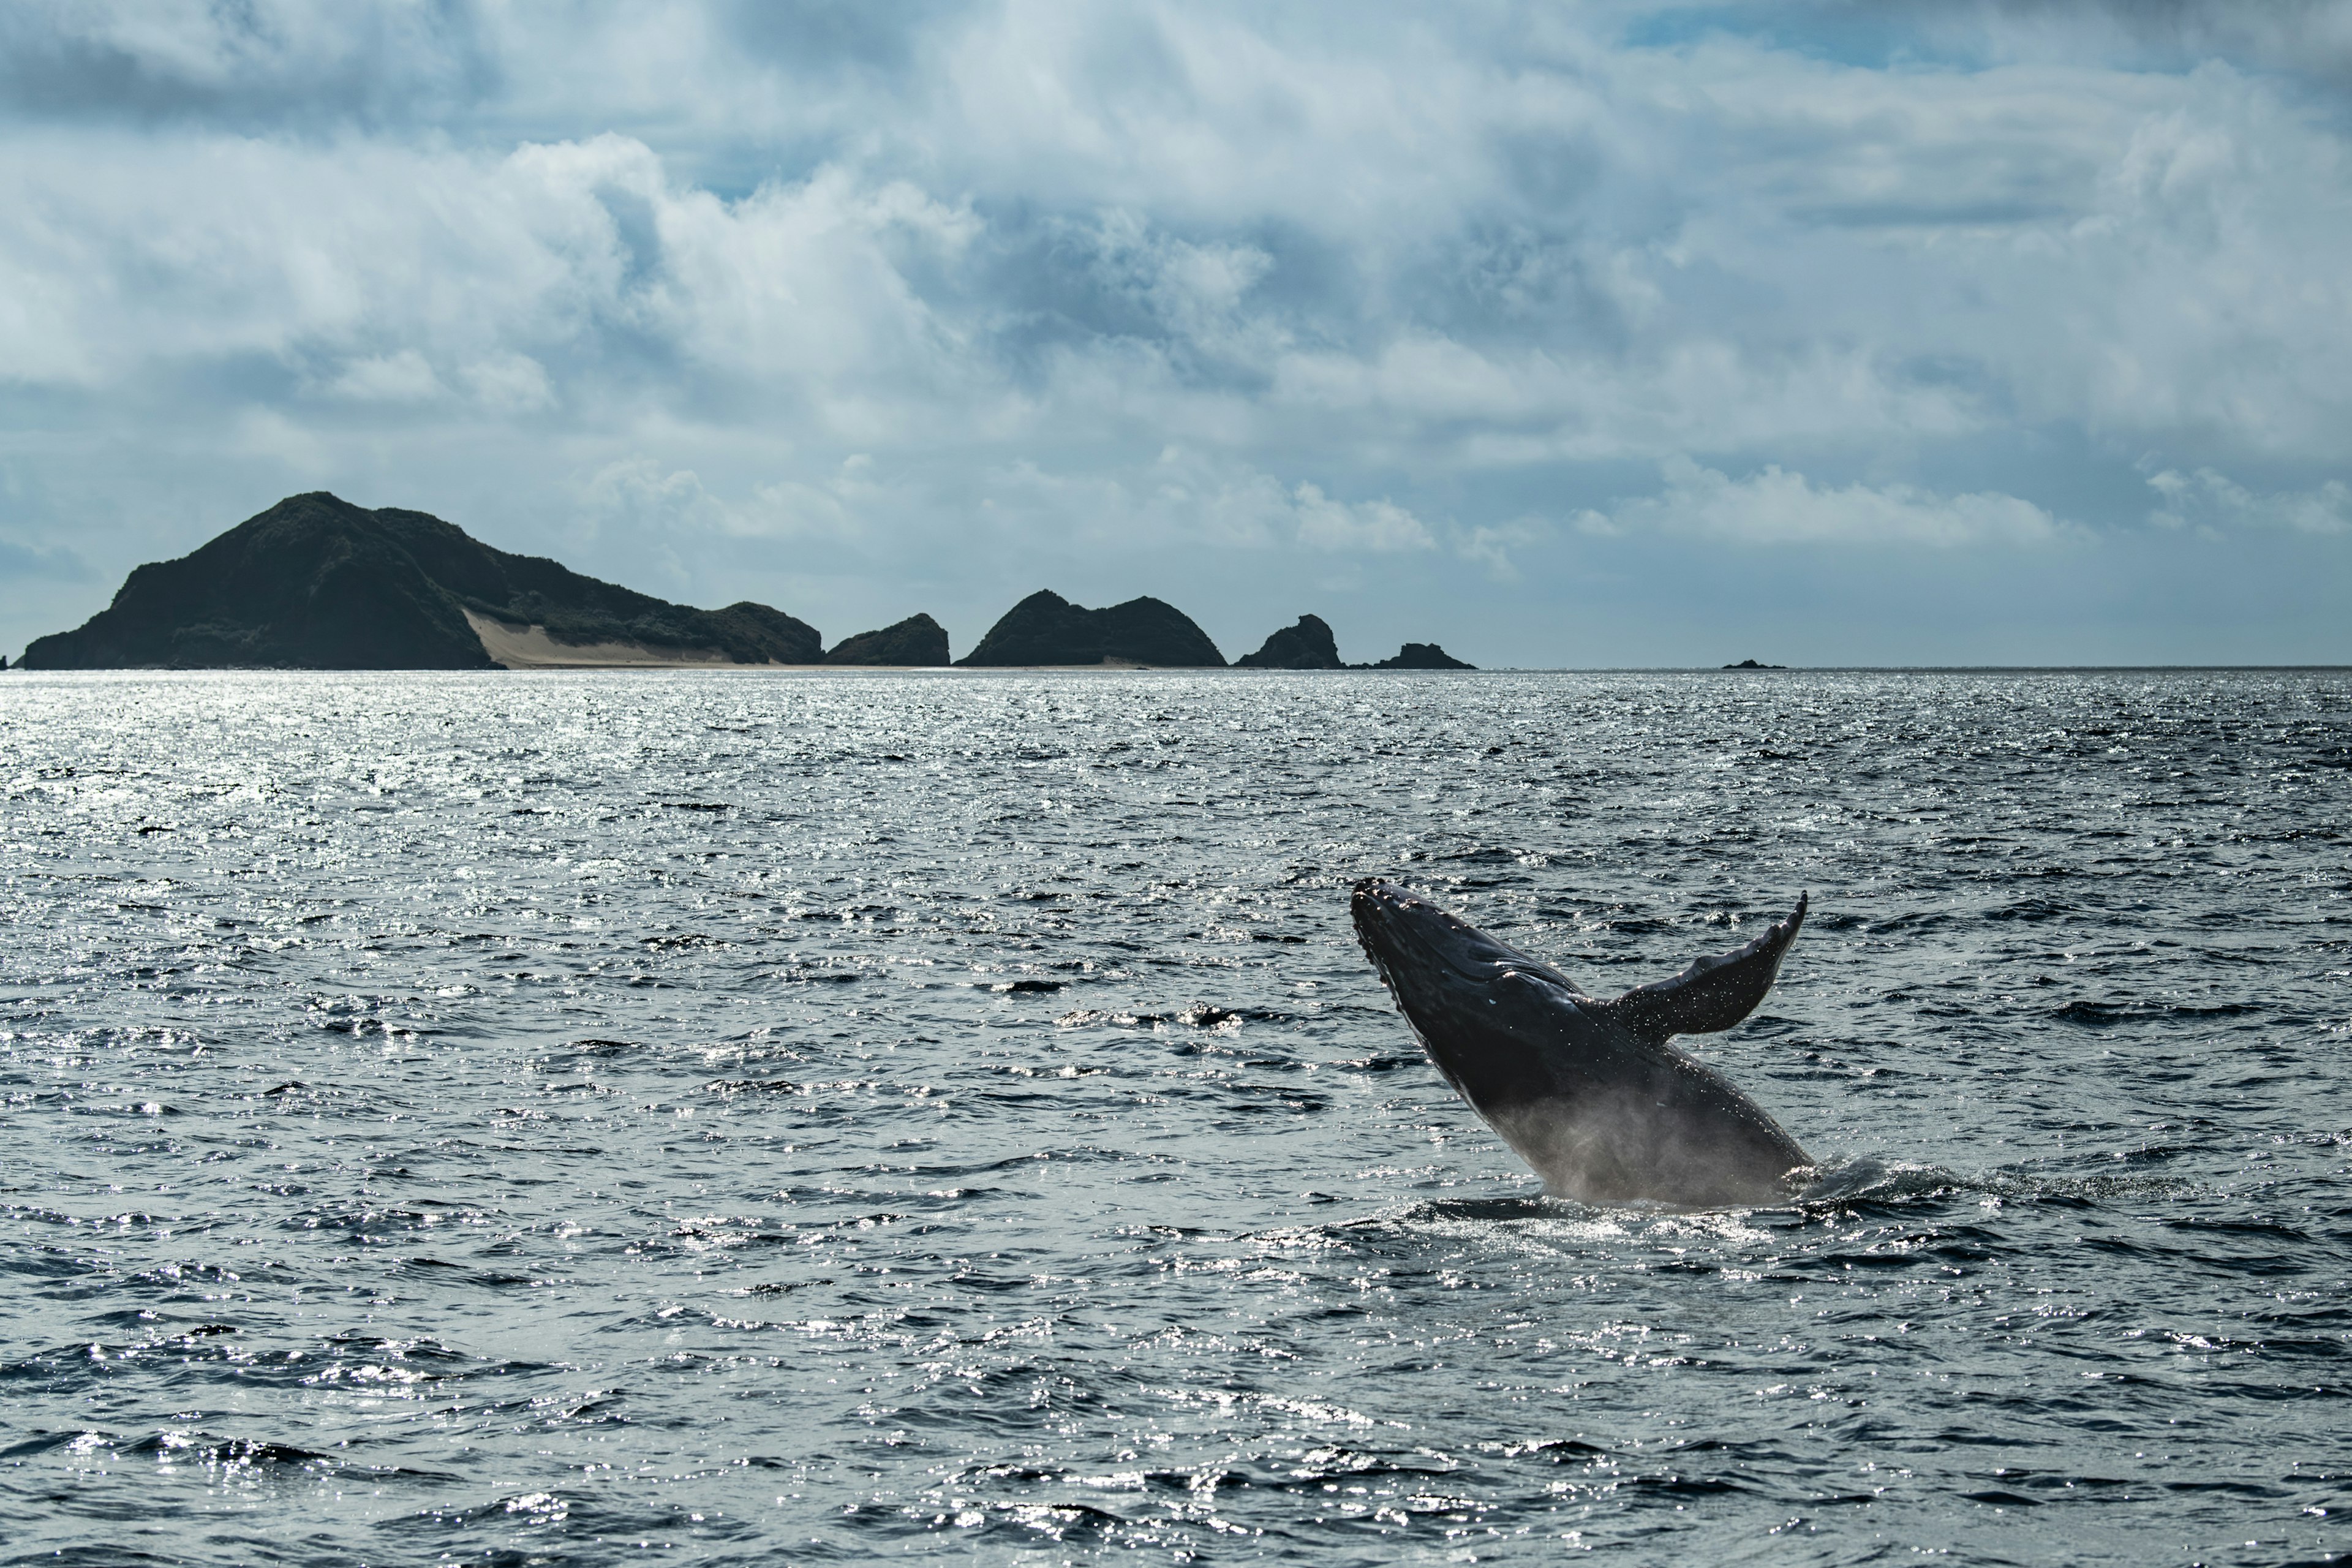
[2, 1, 2349, 667]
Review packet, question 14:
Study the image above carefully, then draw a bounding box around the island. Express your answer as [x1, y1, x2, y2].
[1369, 642, 1476, 669]
[1721, 658, 1787, 669]
[1234, 614, 1476, 669]
[17, 492, 826, 670]
[824, 613, 950, 666]
[10, 493, 1479, 674]
[1235, 614, 1345, 669]
[956, 590, 1226, 667]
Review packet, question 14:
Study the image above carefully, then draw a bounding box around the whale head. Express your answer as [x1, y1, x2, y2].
[1350, 878, 1594, 1112]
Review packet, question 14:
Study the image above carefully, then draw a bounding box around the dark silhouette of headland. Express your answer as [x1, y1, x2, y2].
[12, 494, 1480, 671]
[18, 492, 829, 670]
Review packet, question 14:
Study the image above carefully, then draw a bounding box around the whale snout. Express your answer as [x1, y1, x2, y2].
[1351, 877, 1434, 929]
[1350, 878, 1395, 968]
[1350, 878, 1434, 963]
[1351, 878, 1521, 993]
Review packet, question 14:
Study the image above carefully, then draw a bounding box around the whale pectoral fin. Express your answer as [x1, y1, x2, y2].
[1594, 894, 1807, 1042]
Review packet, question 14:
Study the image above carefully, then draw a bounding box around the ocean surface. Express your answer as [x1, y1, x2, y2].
[2, 667, 2346, 1566]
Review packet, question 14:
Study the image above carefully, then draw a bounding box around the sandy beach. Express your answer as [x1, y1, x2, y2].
[461, 609, 774, 669]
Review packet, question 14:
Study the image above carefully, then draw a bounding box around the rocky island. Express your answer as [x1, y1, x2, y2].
[11, 494, 1480, 673]
[18, 492, 835, 670]
[956, 590, 1226, 667]
[1234, 614, 1476, 670]
[1234, 613, 1346, 668]
[824, 613, 950, 666]
[1371, 642, 1476, 669]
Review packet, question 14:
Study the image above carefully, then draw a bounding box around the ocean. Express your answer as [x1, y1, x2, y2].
[2, 668, 2345, 1565]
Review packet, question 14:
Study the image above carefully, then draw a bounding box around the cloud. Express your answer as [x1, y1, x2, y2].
[1291, 484, 1432, 552]
[2147, 467, 2352, 535]
[0, 0, 497, 127]
[579, 457, 733, 538]
[953, 448, 1436, 559]
[4, 17, 2348, 467]
[0, 129, 982, 433]
[324, 349, 443, 404]
[0, 2, 2346, 662]
[1580, 458, 2068, 548]
[573, 445, 1433, 565]
[1950, 1, 2352, 85]
[462, 352, 555, 413]
[0, 535, 90, 580]
[578, 453, 894, 543]
[1455, 520, 1545, 581]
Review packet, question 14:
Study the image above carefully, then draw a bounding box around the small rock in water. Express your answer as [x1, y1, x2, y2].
[1370, 642, 1475, 670]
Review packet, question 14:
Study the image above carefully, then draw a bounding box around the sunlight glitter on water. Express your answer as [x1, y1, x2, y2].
[1, 667, 2346, 1564]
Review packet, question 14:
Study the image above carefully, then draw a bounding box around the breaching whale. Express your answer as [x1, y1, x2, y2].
[1352, 880, 1813, 1207]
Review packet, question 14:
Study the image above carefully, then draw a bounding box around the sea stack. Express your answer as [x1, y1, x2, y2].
[824, 613, 950, 666]
[1235, 614, 1346, 669]
[957, 590, 1225, 668]
[17, 492, 823, 670]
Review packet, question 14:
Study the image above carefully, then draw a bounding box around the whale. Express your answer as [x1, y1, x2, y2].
[1352, 879, 1814, 1207]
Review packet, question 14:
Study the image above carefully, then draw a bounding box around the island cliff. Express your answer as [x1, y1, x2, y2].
[825, 613, 950, 666]
[1234, 613, 1476, 670]
[1235, 614, 1345, 669]
[957, 590, 1225, 667]
[18, 493, 823, 670]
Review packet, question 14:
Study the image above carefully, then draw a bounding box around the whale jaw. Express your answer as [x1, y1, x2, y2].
[1351, 878, 1812, 1207]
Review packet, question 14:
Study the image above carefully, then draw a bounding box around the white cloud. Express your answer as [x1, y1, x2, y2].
[1581, 458, 2068, 548]
[2148, 467, 2352, 535]
[1291, 484, 1433, 553]
[0, 2, 2348, 662]
[228, 406, 330, 475]
[462, 352, 555, 413]
[1455, 519, 1544, 581]
[973, 450, 1433, 557]
[743, 456, 897, 543]
[324, 348, 442, 403]
[3, 20, 2346, 468]
[579, 457, 726, 537]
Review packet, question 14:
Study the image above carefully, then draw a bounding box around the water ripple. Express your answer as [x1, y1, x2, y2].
[1, 668, 2346, 1564]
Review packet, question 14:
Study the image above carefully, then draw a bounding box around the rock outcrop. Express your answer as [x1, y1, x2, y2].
[957, 590, 1225, 667]
[1370, 643, 1476, 670]
[824, 613, 950, 666]
[1235, 614, 1345, 669]
[1232, 615, 1479, 670]
[17, 492, 823, 670]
